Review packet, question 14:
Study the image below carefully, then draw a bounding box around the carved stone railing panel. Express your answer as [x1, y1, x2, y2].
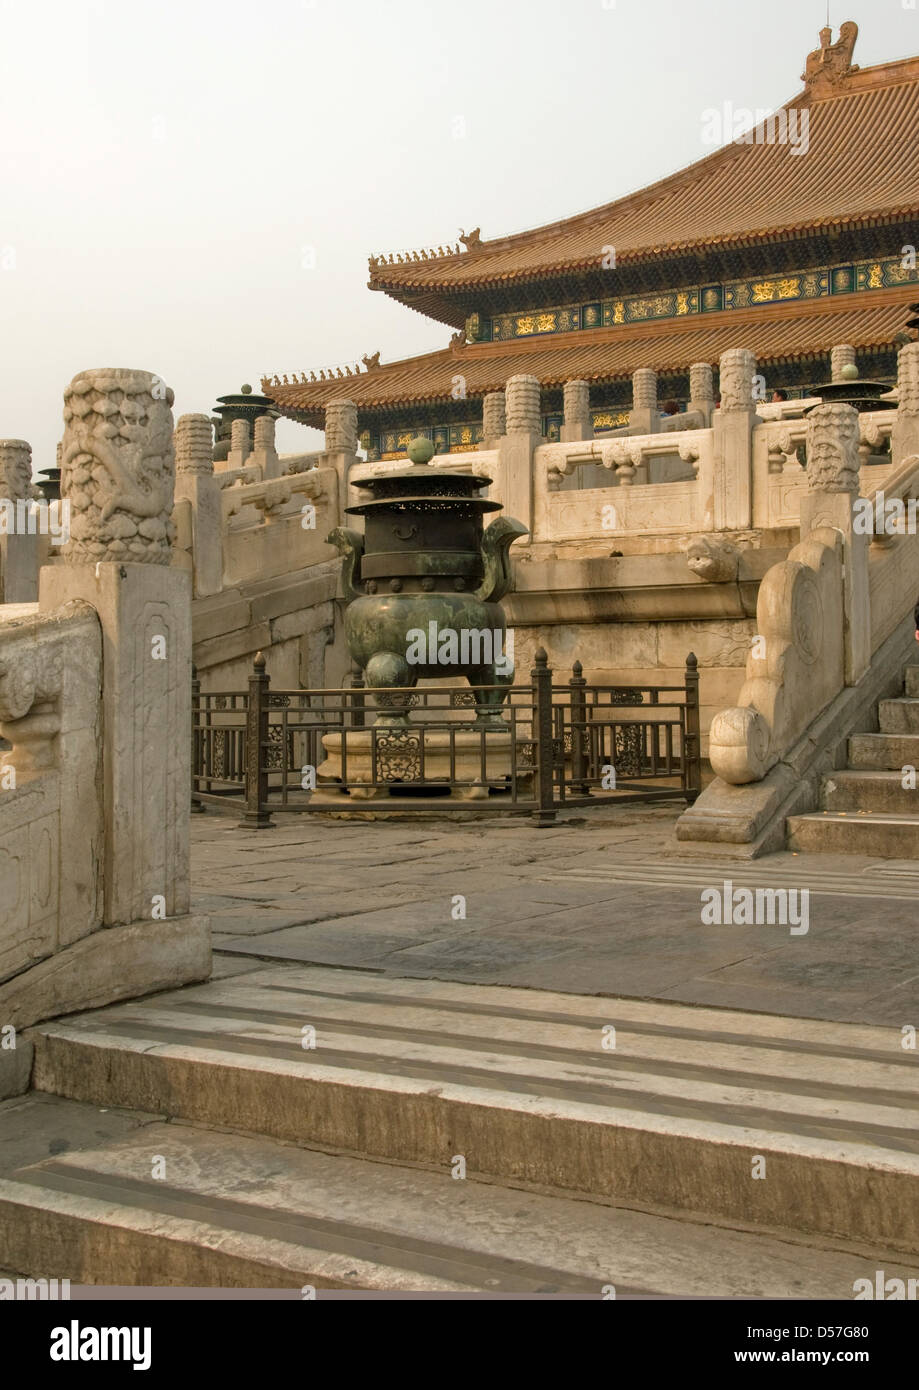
[0, 601, 103, 982]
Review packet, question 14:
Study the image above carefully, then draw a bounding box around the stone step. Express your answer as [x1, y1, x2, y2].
[787, 811, 919, 859]
[820, 769, 919, 815]
[848, 732, 919, 770]
[26, 964, 919, 1254]
[905, 666, 919, 698]
[4, 1095, 914, 1296]
[879, 698, 919, 735]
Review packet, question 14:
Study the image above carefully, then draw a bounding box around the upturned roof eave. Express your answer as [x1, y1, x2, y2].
[369, 206, 919, 320]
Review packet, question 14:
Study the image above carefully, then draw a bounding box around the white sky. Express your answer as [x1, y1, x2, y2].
[1, 0, 915, 472]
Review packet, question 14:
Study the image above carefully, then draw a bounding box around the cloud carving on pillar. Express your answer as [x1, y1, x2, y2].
[60, 368, 177, 564]
[0, 440, 33, 501]
[805, 403, 860, 493]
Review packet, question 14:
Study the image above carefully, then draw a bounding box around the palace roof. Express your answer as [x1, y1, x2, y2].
[265, 285, 916, 426]
[368, 30, 919, 327]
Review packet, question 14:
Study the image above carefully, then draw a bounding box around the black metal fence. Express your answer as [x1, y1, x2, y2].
[192, 649, 702, 826]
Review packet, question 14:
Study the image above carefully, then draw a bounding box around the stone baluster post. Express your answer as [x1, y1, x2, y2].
[39, 368, 199, 933]
[500, 374, 541, 542]
[174, 414, 223, 597]
[226, 418, 251, 471]
[0, 438, 38, 602]
[481, 391, 506, 449]
[830, 343, 857, 383]
[892, 341, 919, 465]
[561, 379, 592, 442]
[252, 414, 282, 480]
[629, 368, 658, 436]
[800, 402, 869, 684]
[324, 397, 358, 521]
[712, 348, 759, 530]
[688, 362, 715, 427]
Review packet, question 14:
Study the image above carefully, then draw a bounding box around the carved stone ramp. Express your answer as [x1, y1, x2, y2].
[18, 964, 919, 1262]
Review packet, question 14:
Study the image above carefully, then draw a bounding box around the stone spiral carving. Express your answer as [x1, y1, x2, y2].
[689, 362, 713, 403]
[505, 375, 541, 432]
[175, 415, 214, 475]
[718, 348, 756, 412]
[60, 368, 176, 564]
[805, 402, 859, 493]
[631, 368, 657, 410]
[325, 398, 358, 453]
[254, 415, 276, 450]
[482, 391, 506, 438]
[830, 343, 856, 382]
[0, 440, 33, 500]
[898, 342, 919, 416]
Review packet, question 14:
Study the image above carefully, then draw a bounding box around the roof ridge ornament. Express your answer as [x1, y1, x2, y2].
[801, 20, 859, 96]
[264, 360, 365, 390]
[368, 241, 463, 269]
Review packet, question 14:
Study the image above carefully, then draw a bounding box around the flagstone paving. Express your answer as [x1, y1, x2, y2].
[190, 806, 919, 1025]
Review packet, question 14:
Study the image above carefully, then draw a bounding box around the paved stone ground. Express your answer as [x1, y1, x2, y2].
[191, 804, 919, 1026]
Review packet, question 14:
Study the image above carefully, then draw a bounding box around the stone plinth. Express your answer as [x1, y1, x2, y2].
[318, 726, 531, 801]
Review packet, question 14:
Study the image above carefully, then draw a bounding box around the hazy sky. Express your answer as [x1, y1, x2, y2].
[1, 0, 916, 471]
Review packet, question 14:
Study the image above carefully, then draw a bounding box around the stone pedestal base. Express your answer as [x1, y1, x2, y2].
[4, 914, 211, 1032]
[318, 727, 531, 801]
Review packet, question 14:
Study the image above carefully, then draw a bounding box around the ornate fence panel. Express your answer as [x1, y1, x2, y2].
[191, 651, 701, 825]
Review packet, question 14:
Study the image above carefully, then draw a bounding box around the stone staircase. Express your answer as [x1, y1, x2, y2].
[788, 662, 919, 857]
[2, 963, 919, 1295]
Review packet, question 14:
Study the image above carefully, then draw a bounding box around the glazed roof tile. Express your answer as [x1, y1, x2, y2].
[368, 51, 919, 315]
[264, 285, 915, 425]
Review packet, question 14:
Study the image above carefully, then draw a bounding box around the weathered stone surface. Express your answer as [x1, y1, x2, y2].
[174, 414, 222, 597]
[505, 375, 541, 434]
[481, 391, 506, 443]
[324, 399, 358, 454]
[0, 914, 210, 1031]
[561, 380, 591, 442]
[0, 440, 32, 501]
[5, 1094, 914, 1294]
[40, 563, 192, 925]
[806, 402, 859, 492]
[23, 962, 919, 1255]
[60, 368, 176, 565]
[0, 1038, 33, 1100]
[892, 342, 919, 464]
[0, 602, 102, 972]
